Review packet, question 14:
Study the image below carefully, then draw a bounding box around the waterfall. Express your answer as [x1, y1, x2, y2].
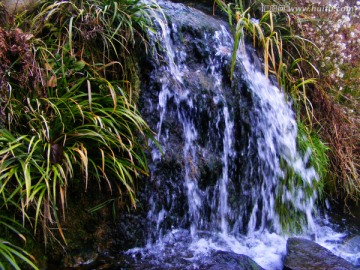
[128, 1, 324, 269]
[143, 0, 318, 235]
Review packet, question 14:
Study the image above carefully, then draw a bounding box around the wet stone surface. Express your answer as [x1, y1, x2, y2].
[284, 237, 358, 270]
[65, 250, 265, 270]
[198, 251, 265, 270]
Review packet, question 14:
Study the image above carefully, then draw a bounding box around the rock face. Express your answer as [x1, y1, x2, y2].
[137, 0, 258, 242]
[284, 237, 357, 270]
[137, 0, 306, 244]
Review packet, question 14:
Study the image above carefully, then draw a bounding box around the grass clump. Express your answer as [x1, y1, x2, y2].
[0, 0, 156, 268]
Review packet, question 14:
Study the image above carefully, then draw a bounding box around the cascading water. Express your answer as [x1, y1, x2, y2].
[120, 1, 360, 269]
[143, 0, 317, 234]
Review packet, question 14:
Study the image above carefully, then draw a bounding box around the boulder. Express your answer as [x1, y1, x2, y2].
[284, 237, 357, 270]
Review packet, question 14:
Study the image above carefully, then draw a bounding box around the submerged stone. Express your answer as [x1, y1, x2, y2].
[284, 237, 357, 270]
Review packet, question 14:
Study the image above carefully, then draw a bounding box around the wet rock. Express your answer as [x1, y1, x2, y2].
[109, 250, 265, 270]
[138, 0, 262, 239]
[284, 237, 357, 270]
[200, 251, 265, 270]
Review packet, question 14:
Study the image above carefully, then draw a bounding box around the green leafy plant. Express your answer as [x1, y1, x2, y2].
[0, 215, 38, 269]
[1, 74, 152, 240]
[0, 0, 158, 268]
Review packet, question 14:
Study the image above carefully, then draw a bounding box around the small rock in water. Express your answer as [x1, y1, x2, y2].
[284, 237, 357, 270]
[62, 250, 98, 268]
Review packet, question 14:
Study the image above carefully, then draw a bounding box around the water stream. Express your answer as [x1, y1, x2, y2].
[120, 1, 360, 269]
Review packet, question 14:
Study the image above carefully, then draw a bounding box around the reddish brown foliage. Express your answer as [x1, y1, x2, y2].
[0, 27, 37, 92]
[309, 84, 360, 201]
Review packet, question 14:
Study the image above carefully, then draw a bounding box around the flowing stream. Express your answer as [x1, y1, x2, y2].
[119, 1, 360, 269]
